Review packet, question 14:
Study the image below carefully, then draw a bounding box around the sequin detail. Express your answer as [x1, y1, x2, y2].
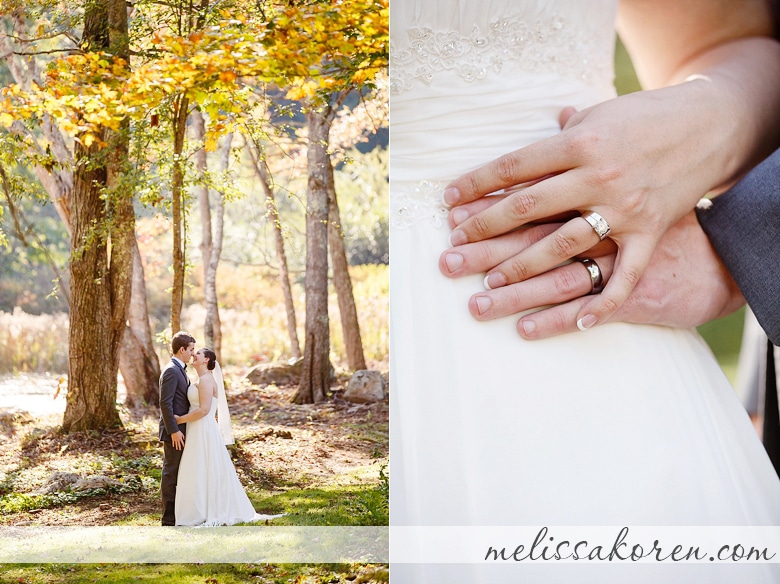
[390, 180, 449, 229]
[390, 15, 611, 95]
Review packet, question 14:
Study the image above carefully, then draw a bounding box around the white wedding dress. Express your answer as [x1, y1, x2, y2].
[175, 381, 258, 526]
[389, 1, 780, 582]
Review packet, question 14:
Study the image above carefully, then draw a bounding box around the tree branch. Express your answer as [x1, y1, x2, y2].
[1, 47, 81, 58]
[0, 30, 79, 46]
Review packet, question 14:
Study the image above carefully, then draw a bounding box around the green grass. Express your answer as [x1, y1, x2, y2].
[697, 307, 745, 386]
[0, 480, 145, 516]
[249, 480, 388, 527]
[0, 563, 390, 584]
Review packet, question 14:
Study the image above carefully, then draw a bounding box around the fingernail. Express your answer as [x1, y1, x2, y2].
[475, 295, 491, 315]
[443, 252, 463, 272]
[520, 319, 536, 336]
[449, 229, 467, 247]
[451, 208, 469, 225]
[576, 314, 597, 331]
[443, 187, 460, 206]
[484, 272, 506, 289]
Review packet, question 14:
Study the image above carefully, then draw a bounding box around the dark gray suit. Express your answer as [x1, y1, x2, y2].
[696, 147, 780, 477]
[158, 358, 191, 525]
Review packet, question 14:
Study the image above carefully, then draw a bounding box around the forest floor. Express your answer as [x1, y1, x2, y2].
[0, 371, 388, 527]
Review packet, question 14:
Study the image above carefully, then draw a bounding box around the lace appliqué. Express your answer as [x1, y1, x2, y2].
[391, 180, 449, 230]
[390, 15, 610, 94]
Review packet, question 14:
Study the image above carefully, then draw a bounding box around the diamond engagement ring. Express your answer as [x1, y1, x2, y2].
[578, 258, 604, 295]
[583, 211, 611, 240]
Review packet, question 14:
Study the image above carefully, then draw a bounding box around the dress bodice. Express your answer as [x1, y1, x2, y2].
[390, 0, 617, 96]
[390, 0, 618, 230]
[187, 383, 216, 417]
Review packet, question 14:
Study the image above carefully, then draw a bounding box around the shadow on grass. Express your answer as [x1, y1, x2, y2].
[249, 482, 388, 527]
[0, 563, 389, 584]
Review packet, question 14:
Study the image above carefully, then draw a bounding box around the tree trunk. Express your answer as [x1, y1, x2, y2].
[326, 156, 366, 371]
[192, 110, 226, 358]
[248, 144, 301, 359]
[170, 94, 189, 333]
[208, 132, 230, 358]
[119, 239, 161, 407]
[293, 107, 333, 404]
[63, 0, 133, 431]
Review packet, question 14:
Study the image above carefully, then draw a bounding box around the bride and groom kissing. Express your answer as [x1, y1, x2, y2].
[158, 331, 264, 526]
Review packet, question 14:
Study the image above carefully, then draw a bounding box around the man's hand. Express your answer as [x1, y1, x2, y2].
[440, 212, 744, 338]
[171, 431, 185, 451]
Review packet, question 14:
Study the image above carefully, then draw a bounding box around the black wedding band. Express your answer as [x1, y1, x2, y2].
[578, 258, 604, 295]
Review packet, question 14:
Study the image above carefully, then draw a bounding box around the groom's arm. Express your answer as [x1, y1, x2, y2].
[696, 148, 780, 345]
[159, 368, 182, 438]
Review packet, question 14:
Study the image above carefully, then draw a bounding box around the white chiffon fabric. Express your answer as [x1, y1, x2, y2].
[389, 1, 780, 582]
[175, 379, 258, 526]
[213, 362, 235, 445]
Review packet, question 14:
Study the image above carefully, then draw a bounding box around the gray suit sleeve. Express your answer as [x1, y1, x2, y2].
[696, 148, 780, 345]
[159, 367, 181, 436]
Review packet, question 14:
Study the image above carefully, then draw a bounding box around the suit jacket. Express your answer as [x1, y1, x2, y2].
[697, 146, 780, 473]
[158, 359, 191, 442]
[696, 146, 780, 346]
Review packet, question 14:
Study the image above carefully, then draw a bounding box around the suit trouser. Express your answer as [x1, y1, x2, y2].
[763, 341, 780, 479]
[161, 440, 184, 525]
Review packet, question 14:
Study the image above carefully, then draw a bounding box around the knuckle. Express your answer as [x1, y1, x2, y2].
[589, 163, 621, 187]
[550, 230, 577, 258]
[469, 214, 491, 239]
[522, 224, 556, 247]
[549, 309, 570, 333]
[508, 192, 536, 219]
[619, 189, 648, 216]
[473, 242, 493, 266]
[463, 173, 481, 199]
[621, 268, 642, 288]
[508, 284, 530, 312]
[552, 267, 581, 296]
[508, 257, 530, 281]
[600, 295, 620, 315]
[494, 153, 521, 183]
[566, 129, 600, 157]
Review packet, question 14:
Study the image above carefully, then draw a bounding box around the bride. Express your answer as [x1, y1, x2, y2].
[390, 0, 780, 582]
[173, 348, 266, 526]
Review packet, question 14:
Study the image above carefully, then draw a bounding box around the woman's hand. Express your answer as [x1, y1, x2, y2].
[174, 415, 182, 423]
[443, 28, 780, 331]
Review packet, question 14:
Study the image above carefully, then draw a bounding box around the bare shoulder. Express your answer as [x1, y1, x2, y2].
[197, 373, 217, 394]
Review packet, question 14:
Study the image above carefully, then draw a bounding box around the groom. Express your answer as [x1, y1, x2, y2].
[158, 331, 196, 526]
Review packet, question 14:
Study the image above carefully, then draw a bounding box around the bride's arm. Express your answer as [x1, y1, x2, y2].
[174, 381, 214, 424]
[616, 0, 780, 186]
[441, 0, 780, 330]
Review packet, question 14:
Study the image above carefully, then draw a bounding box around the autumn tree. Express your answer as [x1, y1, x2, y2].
[0, 7, 162, 410]
[192, 108, 229, 357]
[256, 0, 387, 403]
[63, 0, 135, 430]
[2, 0, 387, 411]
